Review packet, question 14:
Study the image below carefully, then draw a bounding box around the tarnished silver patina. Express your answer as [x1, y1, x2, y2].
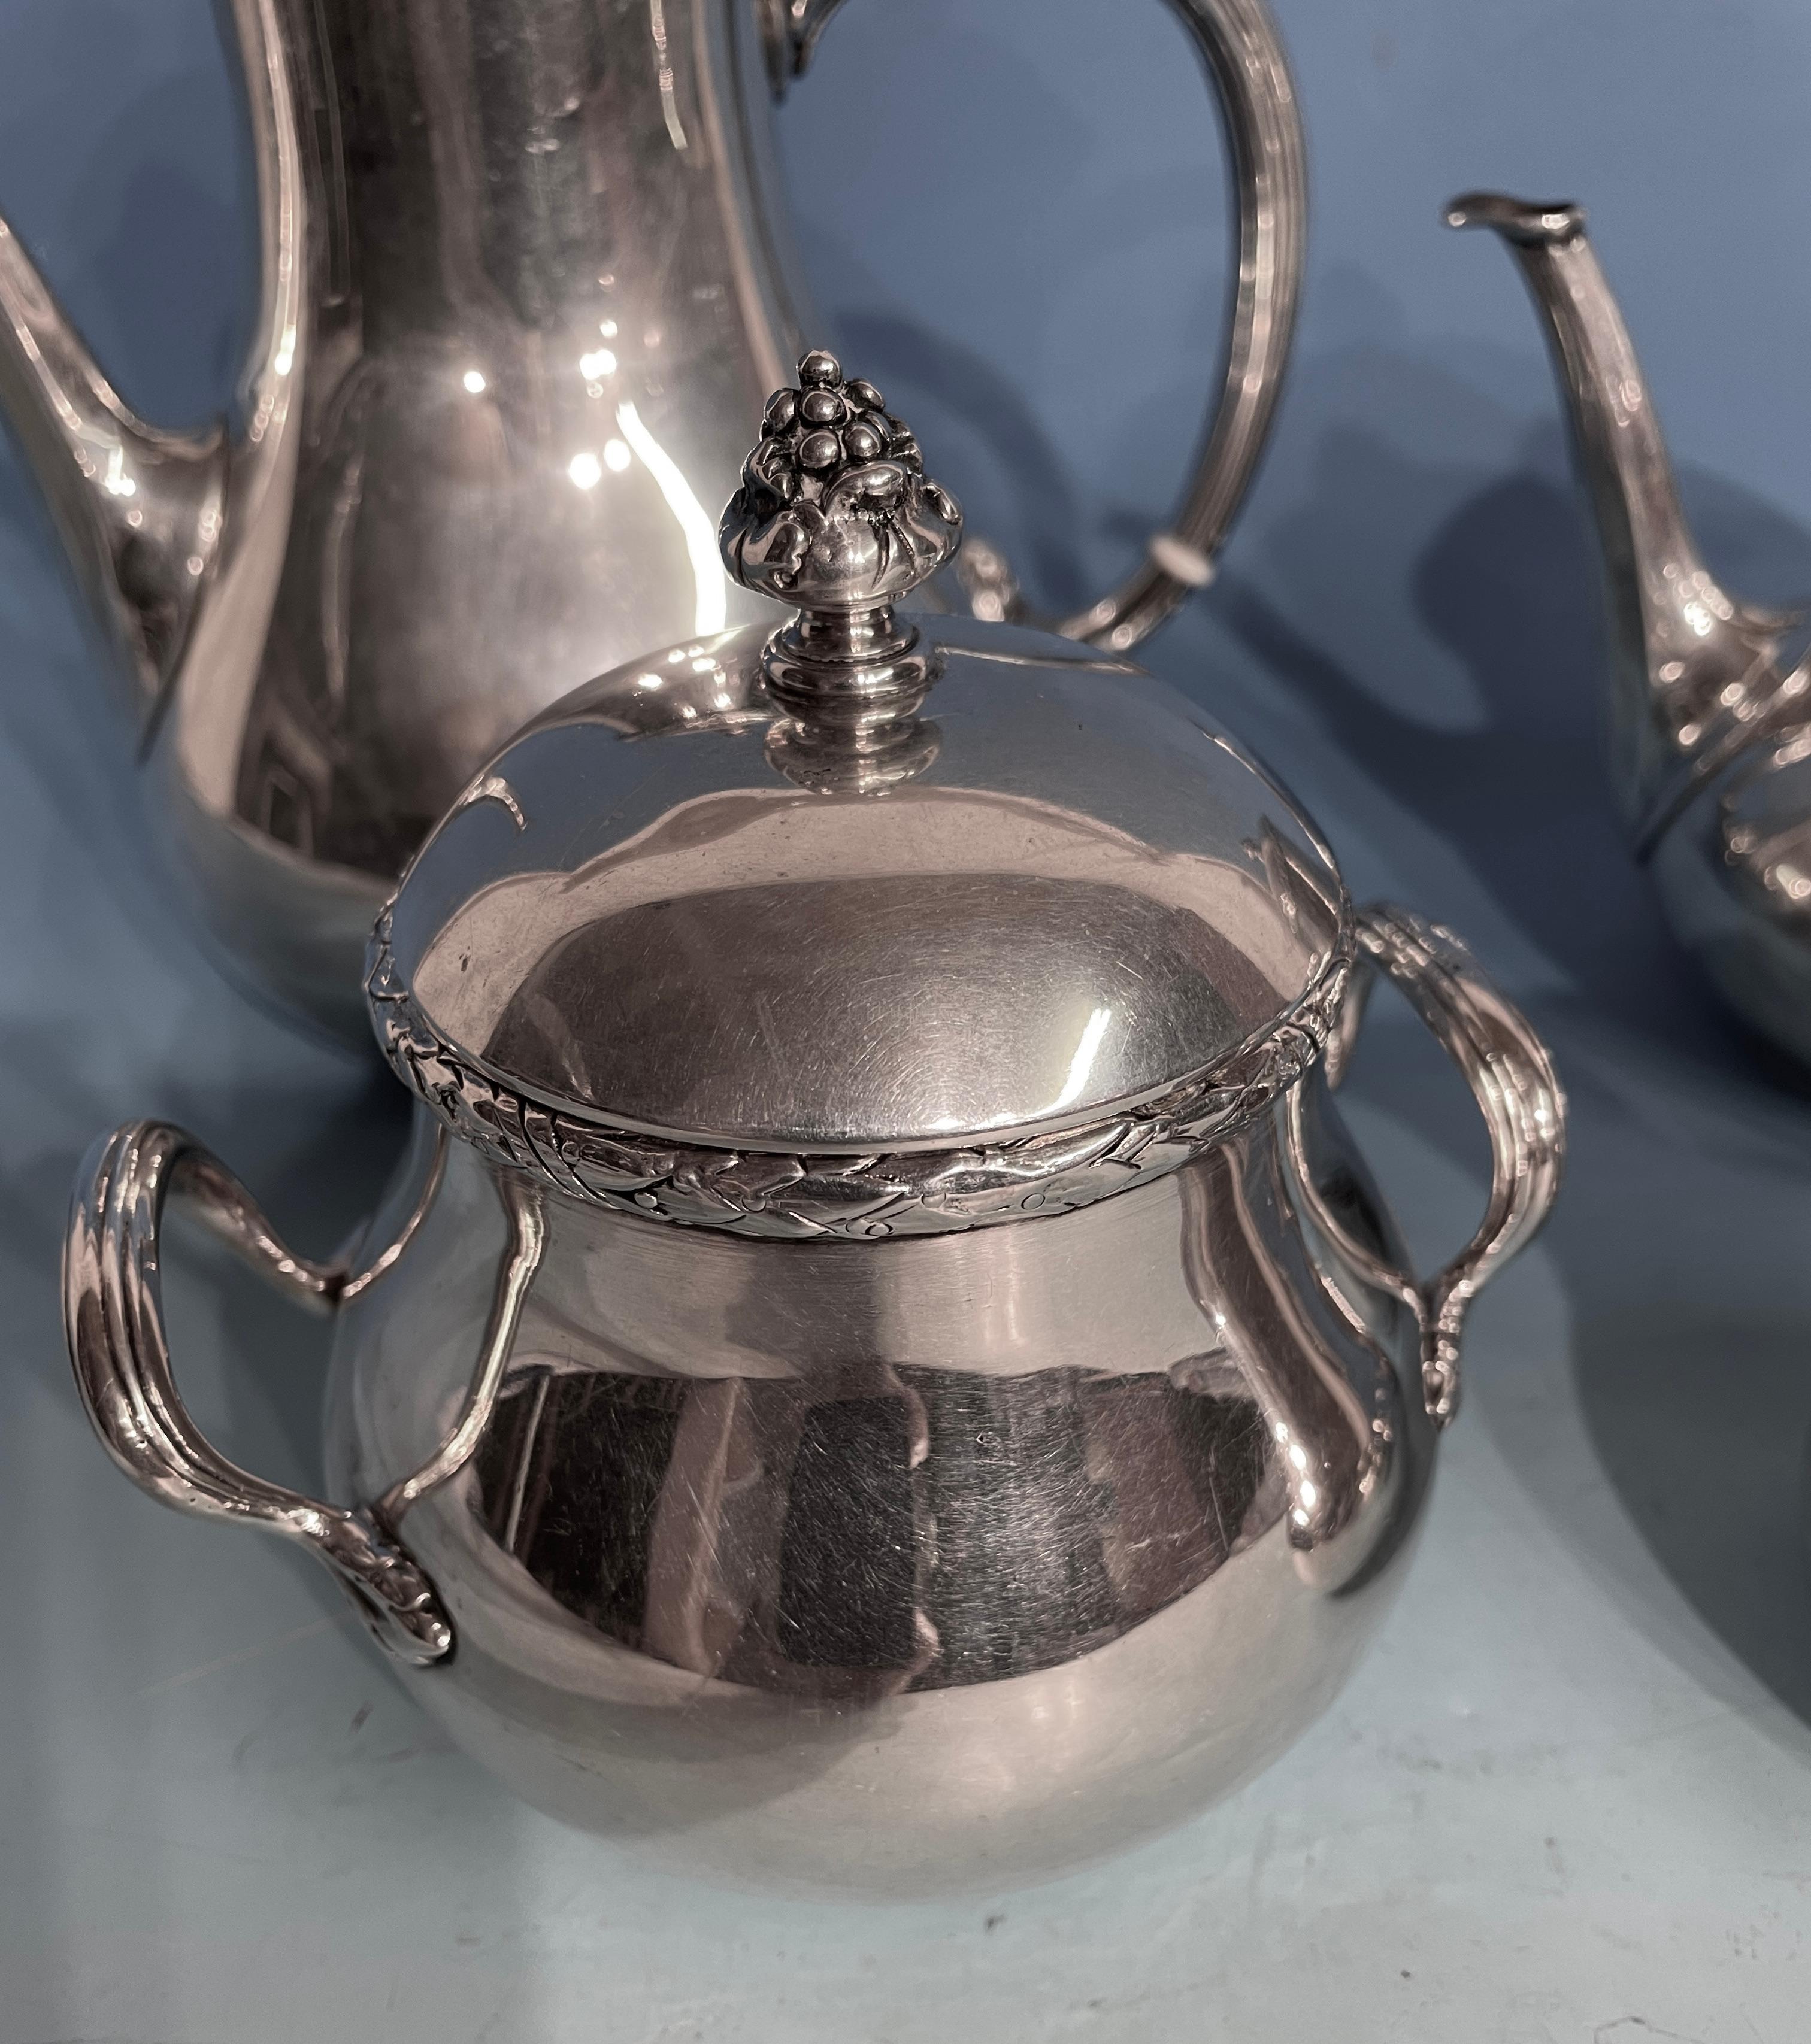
[1449, 193, 1811, 1066]
[0, 0, 1305, 1039]
[63, 369, 1562, 1895]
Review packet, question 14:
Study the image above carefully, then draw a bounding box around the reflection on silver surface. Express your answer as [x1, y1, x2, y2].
[1449, 193, 1811, 1065]
[337, 1099, 1435, 1870]
[1, 0, 1305, 1036]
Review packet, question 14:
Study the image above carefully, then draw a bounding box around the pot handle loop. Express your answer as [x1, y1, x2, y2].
[1321, 906, 1566, 1429]
[773, 0, 1306, 654]
[61, 1121, 454, 1667]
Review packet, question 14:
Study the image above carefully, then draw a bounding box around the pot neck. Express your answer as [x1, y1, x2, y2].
[290, 0, 811, 378]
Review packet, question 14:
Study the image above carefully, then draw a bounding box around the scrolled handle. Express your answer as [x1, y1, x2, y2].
[1060, 0, 1306, 651]
[773, 0, 1305, 654]
[62, 1121, 453, 1667]
[1306, 906, 1565, 1428]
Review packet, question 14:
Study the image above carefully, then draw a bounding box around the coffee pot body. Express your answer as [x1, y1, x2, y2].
[1, 0, 1304, 1037]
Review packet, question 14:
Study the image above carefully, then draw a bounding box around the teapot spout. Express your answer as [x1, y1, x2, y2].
[0, 0, 305, 742]
[0, 217, 226, 732]
[1446, 192, 1806, 853]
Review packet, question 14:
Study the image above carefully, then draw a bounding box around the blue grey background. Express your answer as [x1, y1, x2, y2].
[3, 2, 1811, 2037]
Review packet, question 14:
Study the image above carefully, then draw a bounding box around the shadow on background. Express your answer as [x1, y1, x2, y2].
[1219, 454, 1754, 1060]
[1238, 418, 1811, 1730]
[1345, 1012, 1811, 1733]
[1573, 1300, 1811, 1721]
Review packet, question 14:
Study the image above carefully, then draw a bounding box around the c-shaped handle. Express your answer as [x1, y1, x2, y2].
[61, 1121, 455, 1667]
[1301, 905, 1566, 1428]
[768, 0, 1306, 654]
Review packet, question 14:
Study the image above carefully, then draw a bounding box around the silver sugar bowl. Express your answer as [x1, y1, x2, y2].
[65, 357, 1565, 1896]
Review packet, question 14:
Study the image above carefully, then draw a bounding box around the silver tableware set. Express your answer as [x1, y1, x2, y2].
[11, 0, 1793, 1897]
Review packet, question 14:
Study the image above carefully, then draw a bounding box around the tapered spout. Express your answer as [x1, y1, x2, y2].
[0, 0, 304, 739]
[1447, 192, 1807, 853]
[0, 221, 226, 726]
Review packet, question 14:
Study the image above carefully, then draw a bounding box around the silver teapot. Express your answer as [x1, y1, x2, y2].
[0, 0, 1304, 1041]
[1449, 193, 1811, 1066]
[63, 363, 1563, 1895]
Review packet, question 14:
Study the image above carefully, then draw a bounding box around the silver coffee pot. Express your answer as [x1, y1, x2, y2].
[1449, 193, 1811, 1066]
[63, 362, 1563, 1894]
[0, 0, 1304, 1039]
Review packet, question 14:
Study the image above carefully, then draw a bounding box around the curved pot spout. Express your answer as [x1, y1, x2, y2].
[1446, 192, 1808, 854]
[0, 220, 225, 730]
[0, 0, 305, 741]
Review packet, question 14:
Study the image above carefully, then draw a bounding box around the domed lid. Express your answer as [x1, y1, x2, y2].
[368, 353, 1353, 1238]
